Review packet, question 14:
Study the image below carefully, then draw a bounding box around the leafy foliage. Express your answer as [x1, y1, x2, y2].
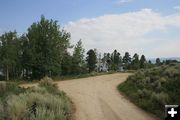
[26, 15, 71, 79]
[0, 31, 21, 80]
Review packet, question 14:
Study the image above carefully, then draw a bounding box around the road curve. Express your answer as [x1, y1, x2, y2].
[57, 73, 157, 120]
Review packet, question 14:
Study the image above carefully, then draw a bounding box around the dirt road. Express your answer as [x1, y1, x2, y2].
[57, 73, 157, 120]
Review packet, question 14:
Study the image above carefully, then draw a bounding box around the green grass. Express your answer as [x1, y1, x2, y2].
[0, 77, 72, 120]
[118, 63, 180, 119]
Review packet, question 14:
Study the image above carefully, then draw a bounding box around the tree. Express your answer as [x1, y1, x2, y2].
[140, 55, 146, 68]
[20, 35, 32, 79]
[86, 49, 97, 72]
[106, 53, 111, 70]
[156, 58, 161, 66]
[0, 31, 19, 80]
[131, 53, 140, 70]
[61, 52, 72, 75]
[148, 60, 152, 64]
[96, 53, 102, 72]
[71, 40, 85, 74]
[26, 15, 70, 79]
[111, 50, 122, 70]
[123, 52, 131, 69]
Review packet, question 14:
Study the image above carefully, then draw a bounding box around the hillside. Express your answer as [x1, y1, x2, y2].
[118, 62, 180, 119]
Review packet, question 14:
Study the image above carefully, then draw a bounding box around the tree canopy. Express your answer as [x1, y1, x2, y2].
[86, 49, 97, 72]
[26, 15, 71, 78]
[0, 15, 162, 80]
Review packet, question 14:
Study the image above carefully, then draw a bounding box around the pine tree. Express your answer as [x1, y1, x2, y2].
[106, 53, 111, 70]
[111, 50, 122, 71]
[123, 52, 131, 70]
[131, 53, 140, 70]
[86, 49, 97, 72]
[156, 58, 161, 66]
[71, 40, 85, 74]
[140, 55, 146, 68]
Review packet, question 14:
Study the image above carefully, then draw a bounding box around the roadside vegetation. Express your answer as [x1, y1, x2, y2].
[118, 62, 180, 119]
[0, 77, 72, 120]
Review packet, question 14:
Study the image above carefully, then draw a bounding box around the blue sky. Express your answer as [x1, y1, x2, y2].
[0, 0, 179, 33]
[0, 0, 180, 57]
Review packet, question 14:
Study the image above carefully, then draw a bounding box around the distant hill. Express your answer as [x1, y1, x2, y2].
[148, 57, 180, 63]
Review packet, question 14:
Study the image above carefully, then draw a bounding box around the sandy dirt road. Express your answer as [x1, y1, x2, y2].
[56, 73, 157, 120]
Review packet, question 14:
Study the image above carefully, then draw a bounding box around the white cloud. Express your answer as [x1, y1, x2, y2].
[65, 9, 180, 58]
[174, 5, 180, 10]
[115, 0, 132, 5]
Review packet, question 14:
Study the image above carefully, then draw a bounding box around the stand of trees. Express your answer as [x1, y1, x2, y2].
[0, 16, 171, 80]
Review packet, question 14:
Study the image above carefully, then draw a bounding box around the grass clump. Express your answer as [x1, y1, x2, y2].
[0, 81, 25, 101]
[38, 76, 59, 94]
[118, 62, 180, 119]
[0, 77, 72, 120]
[6, 92, 71, 120]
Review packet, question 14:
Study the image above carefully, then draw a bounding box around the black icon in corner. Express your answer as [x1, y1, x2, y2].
[165, 105, 180, 120]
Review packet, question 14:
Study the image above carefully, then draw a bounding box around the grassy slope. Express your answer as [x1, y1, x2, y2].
[0, 77, 72, 120]
[118, 63, 180, 119]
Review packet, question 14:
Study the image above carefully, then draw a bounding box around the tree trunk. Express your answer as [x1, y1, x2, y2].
[6, 65, 9, 81]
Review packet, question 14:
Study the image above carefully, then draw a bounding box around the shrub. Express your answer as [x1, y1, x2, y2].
[39, 76, 54, 86]
[118, 62, 180, 119]
[151, 92, 169, 105]
[39, 76, 59, 94]
[163, 67, 178, 77]
[6, 91, 71, 120]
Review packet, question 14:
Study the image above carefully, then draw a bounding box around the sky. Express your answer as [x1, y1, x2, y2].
[0, 0, 180, 58]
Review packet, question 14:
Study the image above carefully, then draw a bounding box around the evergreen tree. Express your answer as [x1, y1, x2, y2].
[148, 60, 152, 64]
[123, 52, 131, 69]
[106, 53, 111, 70]
[86, 49, 97, 72]
[71, 40, 85, 74]
[156, 58, 161, 66]
[111, 50, 122, 70]
[140, 55, 146, 68]
[131, 53, 140, 70]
